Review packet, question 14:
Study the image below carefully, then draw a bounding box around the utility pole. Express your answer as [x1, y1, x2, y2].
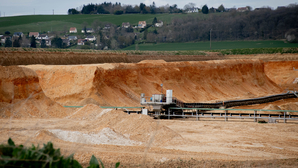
[210, 29, 212, 50]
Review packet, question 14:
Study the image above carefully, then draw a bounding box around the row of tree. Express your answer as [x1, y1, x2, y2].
[68, 2, 182, 15]
[144, 5, 298, 43]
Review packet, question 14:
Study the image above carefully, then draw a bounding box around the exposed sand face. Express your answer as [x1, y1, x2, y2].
[0, 66, 72, 118]
[27, 59, 282, 106]
[264, 61, 298, 90]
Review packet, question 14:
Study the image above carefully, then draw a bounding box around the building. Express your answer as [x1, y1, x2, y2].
[62, 39, 70, 46]
[155, 21, 163, 27]
[81, 28, 94, 33]
[186, 7, 199, 13]
[29, 32, 39, 38]
[138, 21, 146, 28]
[122, 22, 130, 28]
[68, 36, 78, 41]
[85, 35, 96, 41]
[77, 39, 87, 45]
[69, 27, 77, 33]
[36, 34, 49, 40]
[13, 32, 24, 37]
[237, 7, 249, 12]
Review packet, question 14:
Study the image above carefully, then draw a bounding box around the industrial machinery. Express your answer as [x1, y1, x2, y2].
[141, 90, 298, 114]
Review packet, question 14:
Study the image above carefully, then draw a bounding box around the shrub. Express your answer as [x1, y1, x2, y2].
[0, 138, 120, 168]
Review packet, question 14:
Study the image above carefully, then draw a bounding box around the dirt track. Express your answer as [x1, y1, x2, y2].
[1, 53, 298, 167]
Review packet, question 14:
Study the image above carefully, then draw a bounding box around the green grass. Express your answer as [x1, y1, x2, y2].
[0, 14, 182, 34]
[123, 40, 298, 51]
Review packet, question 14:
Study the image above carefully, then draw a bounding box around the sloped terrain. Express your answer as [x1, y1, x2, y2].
[27, 59, 282, 106]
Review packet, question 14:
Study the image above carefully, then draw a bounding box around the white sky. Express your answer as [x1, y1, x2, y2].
[0, 0, 297, 16]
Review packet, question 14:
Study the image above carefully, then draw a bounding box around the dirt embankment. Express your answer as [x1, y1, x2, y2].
[0, 51, 224, 66]
[264, 61, 298, 90]
[27, 59, 282, 106]
[0, 66, 72, 118]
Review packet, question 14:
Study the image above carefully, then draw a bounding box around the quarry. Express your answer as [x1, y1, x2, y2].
[1, 51, 298, 167]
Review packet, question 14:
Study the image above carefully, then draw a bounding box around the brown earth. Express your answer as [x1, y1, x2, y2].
[27, 59, 283, 106]
[1, 54, 298, 167]
[0, 66, 73, 118]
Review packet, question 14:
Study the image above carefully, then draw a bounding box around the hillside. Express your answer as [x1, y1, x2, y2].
[0, 13, 182, 34]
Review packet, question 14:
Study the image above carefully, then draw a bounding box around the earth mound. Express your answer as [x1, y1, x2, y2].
[0, 66, 72, 118]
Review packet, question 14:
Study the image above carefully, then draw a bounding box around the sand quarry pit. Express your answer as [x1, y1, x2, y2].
[1, 57, 298, 167]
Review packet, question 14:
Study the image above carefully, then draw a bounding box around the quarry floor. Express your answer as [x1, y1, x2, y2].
[1, 117, 298, 167]
[1, 53, 298, 167]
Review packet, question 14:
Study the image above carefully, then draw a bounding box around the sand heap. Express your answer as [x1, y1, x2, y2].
[264, 61, 298, 90]
[27, 60, 282, 107]
[0, 66, 72, 118]
[41, 104, 182, 146]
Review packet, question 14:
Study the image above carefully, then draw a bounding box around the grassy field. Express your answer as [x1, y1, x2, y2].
[123, 40, 298, 51]
[0, 13, 189, 34]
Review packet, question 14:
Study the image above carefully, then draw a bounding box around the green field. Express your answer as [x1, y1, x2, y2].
[123, 41, 298, 51]
[0, 13, 188, 34]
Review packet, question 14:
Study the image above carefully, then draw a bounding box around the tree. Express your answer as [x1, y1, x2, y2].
[184, 3, 196, 10]
[5, 31, 10, 35]
[140, 3, 146, 13]
[13, 39, 20, 47]
[218, 4, 225, 12]
[5, 38, 12, 47]
[152, 17, 158, 25]
[41, 39, 47, 48]
[30, 35, 36, 48]
[202, 5, 209, 14]
[144, 29, 148, 40]
[51, 36, 63, 48]
[68, 8, 79, 14]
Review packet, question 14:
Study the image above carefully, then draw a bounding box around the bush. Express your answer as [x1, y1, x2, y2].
[0, 138, 120, 168]
[114, 10, 124, 15]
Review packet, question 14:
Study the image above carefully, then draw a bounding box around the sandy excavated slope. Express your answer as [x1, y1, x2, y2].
[27, 59, 282, 106]
[0, 66, 72, 118]
[265, 61, 298, 90]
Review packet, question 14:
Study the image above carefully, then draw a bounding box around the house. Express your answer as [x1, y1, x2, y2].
[85, 35, 96, 41]
[138, 21, 146, 28]
[68, 36, 78, 41]
[77, 39, 87, 45]
[45, 39, 51, 46]
[81, 28, 94, 33]
[29, 32, 39, 38]
[155, 21, 163, 27]
[13, 32, 24, 37]
[1, 36, 11, 44]
[62, 39, 70, 46]
[226, 8, 236, 12]
[69, 27, 77, 33]
[186, 7, 199, 13]
[36, 34, 49, 40]
[104, 24, 111, 29]
[237, 7, 249, 12]
[122, 22, 130, 28]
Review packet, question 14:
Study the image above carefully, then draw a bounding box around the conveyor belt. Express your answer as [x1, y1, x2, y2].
[176, 92, 297, 109]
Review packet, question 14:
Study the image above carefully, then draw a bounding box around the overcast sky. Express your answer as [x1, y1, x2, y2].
[0, 0, 297, 16]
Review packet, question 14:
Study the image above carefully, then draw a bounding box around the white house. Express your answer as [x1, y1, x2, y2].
[81, 28, 94, 33]
[186, 7, 199, 13]
[13, 32, 24, 37]
[36, 34, 49, 40]
[85, 35, 96, 41]
[155, 21, 163, 27]
[69, 27, 77, 33]
[138, 21, 146, 28]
